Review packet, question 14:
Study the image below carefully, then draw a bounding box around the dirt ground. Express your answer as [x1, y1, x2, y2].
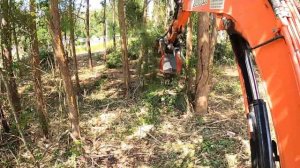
[0, 54, 251, 168]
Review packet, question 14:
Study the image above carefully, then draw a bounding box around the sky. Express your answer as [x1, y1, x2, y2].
[83, 0, 154, 16]
[89, 0, 102, 10]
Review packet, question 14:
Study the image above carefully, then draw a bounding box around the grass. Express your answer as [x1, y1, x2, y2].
[0, 55, 251, 167]
[75, 41, 114, 55]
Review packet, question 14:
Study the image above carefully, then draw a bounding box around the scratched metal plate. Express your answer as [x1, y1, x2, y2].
[210, 0, 225, 9]
[193, 0, 208, 7]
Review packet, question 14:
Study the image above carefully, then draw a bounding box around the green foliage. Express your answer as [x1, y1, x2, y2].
[125, 0, 143, 32]
[10, 108, 34, 132]
[65, 141, 83, 157]
[135, 80, 187, 126]
[213, 77, 241, 95]
[128, 39, 140, 60]
[198, 138, 236, 167]
[90, 10, 105, 37]
[108, 22, 119, 39]
[214, 40, 235, 65]
[39, 50, 54, 70]
[106, 50, 122, 68]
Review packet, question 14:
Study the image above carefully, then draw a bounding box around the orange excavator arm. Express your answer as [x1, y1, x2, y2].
[166, 6, 191, 43]
[164, 0, 300, 167]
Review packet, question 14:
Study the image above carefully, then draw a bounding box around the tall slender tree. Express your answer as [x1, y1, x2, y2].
[29, 0, 49, 137]
[86, 0, 93, 69]
[49, 0, 81, 140]
[11, 0, 20, 62]
[186, 18, 193, 94]
[0, 103, 10, 133]
[102, 0, 107, 61]
[111, 0, 116, 50]
[194, 13, 217, 115]
[137, 0, 148, 78]
[0, 0, 22, 117]
[69, 0, 81, 93]
[118, 0, 130, 96]
[12, 22, 20, 62]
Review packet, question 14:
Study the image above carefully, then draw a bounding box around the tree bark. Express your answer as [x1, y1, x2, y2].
[194, 13, 217, 115]
[69, 0, 81, 94]
[0, 103, 10, 133]
[137, 0, 148, 78]
[103, 0, 107, 61]
[12, 22, 20, 62]
[49, 0, 81, 140]
[11, 0, 20, 62]
[0, 0, 22, 118]
[112, 0, 116, 50]
[186, 18, 193, 94]
[118, 0, 130, 96]
[0, 68, 37, 164]
[86, 0, 93, 70]
[30, 0, 49, 137]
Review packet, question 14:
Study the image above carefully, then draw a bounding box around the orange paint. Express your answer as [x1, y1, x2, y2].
[177, 0, 300, 167]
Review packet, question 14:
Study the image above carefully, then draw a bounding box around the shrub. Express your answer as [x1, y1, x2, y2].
[128, 39, 140, 60]
[106, 50, 122, 68]
[214, 40, 235, 65]
[39, 49, 54, 70]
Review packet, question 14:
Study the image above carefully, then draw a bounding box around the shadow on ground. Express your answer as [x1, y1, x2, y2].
[0, 53, 251, 168]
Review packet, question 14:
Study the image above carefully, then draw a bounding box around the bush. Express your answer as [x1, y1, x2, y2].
[39, 49, 54, 70]
[106, 50, 122, 68]
[128, 39, 140, 60]
[214, 40, 234, 65]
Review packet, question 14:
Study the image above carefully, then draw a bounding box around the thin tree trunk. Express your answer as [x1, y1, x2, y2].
[137, 0, 148, 78]
[0, 68, 38, 165]
[194, 12, 217, 115]
[0, 104, 10, 133]
[209, 16, 218, 65]
[0, 0, 21, 118]
[64, 31, 69, 62]
[103, 0, 107, 61]
[118, 0, 130, 96]
[11, 0, 20, 62]
[112, 0, 116, 50]
[49, 0, 81, 140]
[30, 0, 49, 137]
[69, 0, 81, 94]
[12, 21, 21, 78]
[186, 18, 193, 94]
[12, 22, 20, 62]
[86, 0, 93, 69]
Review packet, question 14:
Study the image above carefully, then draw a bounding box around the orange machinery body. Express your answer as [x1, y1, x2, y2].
[169, 0, 300, 167]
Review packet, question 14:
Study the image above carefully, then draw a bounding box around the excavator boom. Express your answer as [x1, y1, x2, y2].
[166, 0, 300, 167]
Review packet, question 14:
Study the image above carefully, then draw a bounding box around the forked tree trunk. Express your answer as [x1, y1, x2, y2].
[30, 0, 49, 137]
[0, 0, 21, 118]
[69, 0, 81, 94]
[194, 13, 217, 115]
[49, 0, 81, 140]
[118, 0, 130, 96]
[86, 0, 93, 70]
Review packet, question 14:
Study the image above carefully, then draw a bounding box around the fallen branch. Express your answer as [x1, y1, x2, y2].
[205, 119, 229, 126]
